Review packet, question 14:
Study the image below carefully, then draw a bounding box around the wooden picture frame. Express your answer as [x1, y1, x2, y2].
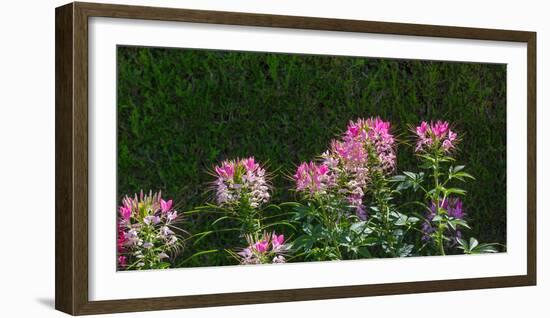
[55, 2, 536, 315]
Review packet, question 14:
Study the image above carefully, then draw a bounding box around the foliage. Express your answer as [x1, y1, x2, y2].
[392, 121, 488, 256]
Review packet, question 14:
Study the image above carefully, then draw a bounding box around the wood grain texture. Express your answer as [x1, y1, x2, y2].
[55, 2, 537, 315]
[55, 3, 75, 314]
[526, 33, 537, 286]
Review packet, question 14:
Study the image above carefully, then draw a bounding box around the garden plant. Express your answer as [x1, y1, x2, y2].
[117, 118, 501, 270]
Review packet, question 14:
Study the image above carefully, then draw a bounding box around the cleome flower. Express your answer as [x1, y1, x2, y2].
[294, 161, 334, 197]
[343, 117, 396, 172]
[213, 157, 271, 209]
[236, 232, 291, 265]
[414, 120, 458, 153]
[295, 117, 396, 220]
[117, 190, 183, 270]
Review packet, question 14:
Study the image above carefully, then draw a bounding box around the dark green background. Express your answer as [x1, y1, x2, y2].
[117, 46, 506, 248]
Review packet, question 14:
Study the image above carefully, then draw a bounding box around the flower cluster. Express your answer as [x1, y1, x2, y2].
[117, 191, 182, 270]
[422, 197, 465, 243]
[294, 161, 333, 196]
[214, 157, 270, 208]
[343, 117, 396, 171]
[237, 232, 290, 265]
[414, 121, 458, 153]
[295, 117, 396, 220]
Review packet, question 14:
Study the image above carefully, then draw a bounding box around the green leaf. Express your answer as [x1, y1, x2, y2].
[451, 218, 471, 230]
[473, 243, 499, 253]
[350, 221, 367, 234]
[469, 237, 479, 250]
[453, 172, 476, 180]
[395, 214, 408, 226]
[262, 221, 297, 231]
[212, 215, 232, 226]
[403, 171, 417, 180]
[445, 188, 467, 196]
[358, 246, 372, 258]
[407, 217, 420, 224]
[398, 244, 414, 257]
[452, 165, 465, 173]
[389, 175, 406, 182]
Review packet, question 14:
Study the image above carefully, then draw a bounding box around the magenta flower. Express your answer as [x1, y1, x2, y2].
[294, 161, 333, 196]
[237, 232, 290, 265]
[272, 233, 285, 248]
[213, 157, 270, 208]
[243, 157, 259, 172]
[119, 205, 132, 221]
[117, 191, 182, 270]
[299, 117, 396, 219]
[160, 199, 173, 213]
[414, 120, 458, 153]
[343, 117, 396, 171]
[118, 255, 127, 268]
[117, 222, 126, 252]
[253, 240, 269, 253]
[215, 161, 235, 179]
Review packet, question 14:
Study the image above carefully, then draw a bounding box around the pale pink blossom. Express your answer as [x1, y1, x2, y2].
[236, 232, 290, 265]
[213, 157, 270, 208]
[117, 191, 182, 270]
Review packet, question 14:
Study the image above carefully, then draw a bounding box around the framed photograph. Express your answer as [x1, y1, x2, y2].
[55, 2, 536, 315]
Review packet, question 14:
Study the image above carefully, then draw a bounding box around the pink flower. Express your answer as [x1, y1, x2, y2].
[237, 232, 290, 265]
[117, 223, 126, 252]
[347, 124, 360, 138]
[213, 157, 270, 208]
[119, 205, 132, 220]
[271, 233, 285, 248]
[294, 161, 332, 196]
[215, 161, 235, 179]
[243, 157, 259, 172]
[342, 117, 396, 171]
[253, 240, 269, 253]
[118, 255, 127, 268]
[414, 120, 458, 153]
[416, 121, 428, 136]
[160, 199, 173, 213]
[143, 215, 160, 225]
[166, 211, 178, 223]
[116, 191, 182, 270]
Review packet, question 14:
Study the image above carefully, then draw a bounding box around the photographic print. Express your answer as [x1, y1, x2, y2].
[116, 46, 507, 270]
[55, 3, 536, 314]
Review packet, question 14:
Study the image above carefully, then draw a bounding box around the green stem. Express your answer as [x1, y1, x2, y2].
[374, 173, 394, 257]
[433, 153, 445, 256]
[318, 198, 343, 260]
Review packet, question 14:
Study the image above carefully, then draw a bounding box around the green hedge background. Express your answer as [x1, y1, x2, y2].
[117, 46, 507, 255]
